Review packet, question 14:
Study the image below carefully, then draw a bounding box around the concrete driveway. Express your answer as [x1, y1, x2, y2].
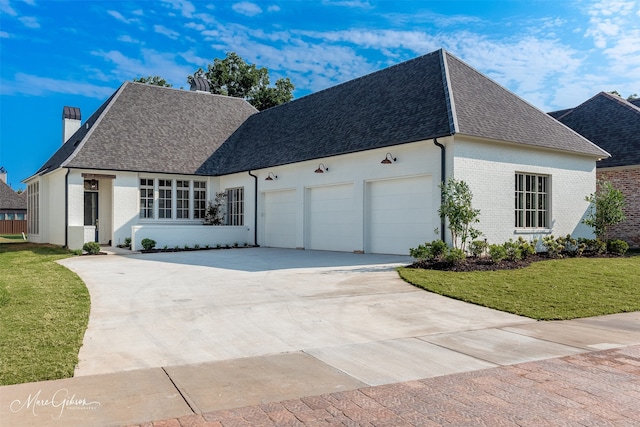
[60, 248, 552, 380]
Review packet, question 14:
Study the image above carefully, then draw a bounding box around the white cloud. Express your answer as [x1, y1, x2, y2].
[185, 22, 205, 31]
[161, 0, 196, 18]
[321, 0, 372, 9]
[267, 5, 280, 12]
[22, 0, 36, 5]
[154, 24, 180, 40]
[132, 9, 144, 16]
[232, 2, 262, 17]
[18, 16, 39, 28]
[0, 0, 17, 16]
[91, 48, 194, 87]
[107, 10, 137, 25]
[0, 31, 9, 38]
[117, 35, 139, 44]
[1, 73, 114, 98]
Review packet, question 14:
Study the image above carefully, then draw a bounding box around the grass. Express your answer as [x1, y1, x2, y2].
[398, 252, 640, 321]
[0, 243, 90, 385]
[0, 234, 27, 243]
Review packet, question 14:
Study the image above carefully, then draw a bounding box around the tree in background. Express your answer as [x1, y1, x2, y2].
[189, 52, 294, 111]
[608, 90, 638, 101]
[582, 180, 626, 239]
[133, 76, 173, 87]
[438, 177, 482, 252]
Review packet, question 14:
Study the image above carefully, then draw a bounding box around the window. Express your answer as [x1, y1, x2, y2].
[16, 213, 25, 220]
[28, 181, 39, 234]
[515, 173, 548, 228]
[0, 213, 5, 220]
[140, 179, 154, 219]
[158, 179, 172, 219]
[176, 180, 190, 219]
[226, 187, 244, 226]
[193, 181, 207, 219]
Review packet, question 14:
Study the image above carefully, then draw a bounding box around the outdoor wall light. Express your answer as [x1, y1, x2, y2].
[381, 153, 397, 164]
[265, 172, 278, 181]
[314, 163, 328, 173]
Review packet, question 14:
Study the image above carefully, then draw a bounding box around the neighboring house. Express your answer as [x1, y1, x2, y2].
[0, 168, 27, 234]
[549, 92, 640, 246]
[26, 49, 608, 254]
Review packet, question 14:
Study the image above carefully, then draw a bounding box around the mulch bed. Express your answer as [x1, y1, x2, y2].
[408, 252, 621, 272]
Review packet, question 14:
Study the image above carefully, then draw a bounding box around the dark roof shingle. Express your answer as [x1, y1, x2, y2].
[550, 92, 640, 168]
[202, 49, 607, 175]
[36, 82, 257, 176]
[0, 180, 26, 210]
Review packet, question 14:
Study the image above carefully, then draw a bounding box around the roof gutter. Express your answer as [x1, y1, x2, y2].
[247, 171, 258, 246]
[433, 138, 446, 242]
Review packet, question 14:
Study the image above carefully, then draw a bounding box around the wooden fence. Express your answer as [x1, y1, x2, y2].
[0, 220, 27, 235]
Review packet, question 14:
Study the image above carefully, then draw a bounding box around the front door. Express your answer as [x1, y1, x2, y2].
[84, 184, 99, 242]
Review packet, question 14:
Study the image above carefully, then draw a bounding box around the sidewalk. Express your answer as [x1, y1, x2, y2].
[1, 312, 639, 426]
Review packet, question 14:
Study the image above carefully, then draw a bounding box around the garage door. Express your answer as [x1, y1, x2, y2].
[307, 184, 356, 252]
[367, 175, 432, 255]
[263, 189, 297, 248]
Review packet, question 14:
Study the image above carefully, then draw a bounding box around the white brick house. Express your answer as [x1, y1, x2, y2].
[25, 49, 608, 254]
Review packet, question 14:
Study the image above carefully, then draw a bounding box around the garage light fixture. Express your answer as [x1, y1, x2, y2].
[381, 153, 397, 164]
[265, 172, 277, 181]
[314, 163, 328, 173]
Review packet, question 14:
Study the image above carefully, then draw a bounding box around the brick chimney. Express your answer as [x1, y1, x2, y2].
[62, 106, 81, 144]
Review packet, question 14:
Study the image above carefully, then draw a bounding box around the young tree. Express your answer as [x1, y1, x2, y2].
[189, 52, 294, 110]
[133, 76, 173, 87]
[582, 180, 626, 239]
[438, 177, 482, 251]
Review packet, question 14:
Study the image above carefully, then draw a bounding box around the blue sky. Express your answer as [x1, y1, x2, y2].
[1, 0, 639, 190]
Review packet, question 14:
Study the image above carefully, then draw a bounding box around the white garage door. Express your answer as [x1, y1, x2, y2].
[263, 189, 297, 248]
[307, 184, 356, 252]
[367, 175, 432, 255]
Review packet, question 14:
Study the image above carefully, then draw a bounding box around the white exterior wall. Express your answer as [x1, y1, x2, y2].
[452, 137, 597, 245]
[46, 169, 68, 246]
[112, 171, 139, 247]
[131, 225, 248, 251]
[234, 140, 444, 253]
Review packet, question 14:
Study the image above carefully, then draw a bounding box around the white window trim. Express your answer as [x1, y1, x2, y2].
[515, 172, 550, 229]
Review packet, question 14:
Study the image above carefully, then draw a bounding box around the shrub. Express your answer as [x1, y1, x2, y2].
[489, 244, 507, 263]
[517, 237, 537, 259]
[82, 241, 101, 255]
[409, 240, 447, 261]
[445, 248, 466, 264]
[438, 177, 482, 251]
[124, 237, 132, 248]
[607, 239, 629, 256]
[469, 240, 488, 258]
[71, 249, 83, 256]
[502, 239, 523, 261]
[577, 238, 606, 254]
[141, 238, 156, 251]
[194, 244, 200, 249]
[541, 235, 563, 258]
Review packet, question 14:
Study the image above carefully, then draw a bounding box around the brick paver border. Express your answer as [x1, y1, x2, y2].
[128, 345, 640, 426]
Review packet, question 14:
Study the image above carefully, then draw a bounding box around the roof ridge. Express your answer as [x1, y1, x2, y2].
[440, 49, 458, 135]
[599, 91, 640, 115]
[129, 80, 258, 108]
[61, 82, 129, 168]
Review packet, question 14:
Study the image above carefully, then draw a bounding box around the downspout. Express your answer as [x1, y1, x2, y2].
[247, 171, 258, 246]
[433, 138, 446, 242]
[64, 168, 70, 248]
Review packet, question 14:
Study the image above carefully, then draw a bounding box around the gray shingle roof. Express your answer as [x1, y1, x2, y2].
[36, 82, 257, 176]
[550, 92, 640, 168]
[0, 180, 26, 210]
[201, 49, 607, 175]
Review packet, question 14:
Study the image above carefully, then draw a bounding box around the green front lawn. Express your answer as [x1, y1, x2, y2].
[0, 243, 90, 385]
[398, 253, 640, 320]
[0, 234, 27, 243]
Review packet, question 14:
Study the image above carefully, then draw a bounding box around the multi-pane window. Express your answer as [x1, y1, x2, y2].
[176, 180, 190, 219]
[515, 173, 549, 228]
[193, 181, 207, 219]
[140, 179, 154, 219]
[158, 179, 172, 219]
[226, 187, 244, 226]
[28, 181, 39, 234]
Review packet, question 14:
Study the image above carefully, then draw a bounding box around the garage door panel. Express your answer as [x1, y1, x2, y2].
[368, 176, 432, 255]
[308, 184, 356, 252]
[264, 190, 296, 248]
